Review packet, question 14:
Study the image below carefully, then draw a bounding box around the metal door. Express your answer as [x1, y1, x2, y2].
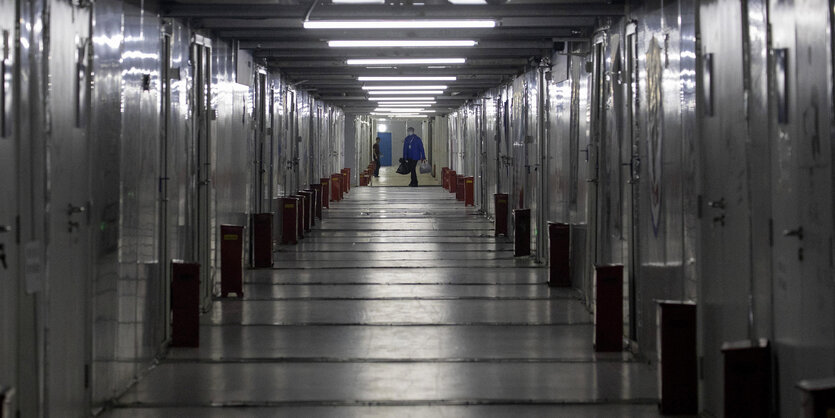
[0, 0, 18, 413]
[698, 3, 753, 414]
[44, 2, 93, 415]
[191, 38, 213, 309]
[770, 0, 835, 414]
[378, 132, 392, 166]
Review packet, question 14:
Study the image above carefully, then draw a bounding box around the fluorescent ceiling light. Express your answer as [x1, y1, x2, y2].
[363, 85, 447, 90]
[348, 58, 465, 66]
[369, 96, 435, 101]
[377, 102, 436, 106]
[371, 113, 430, 118]
[304, 20, 495, 29]
[375, 108, 425, 112]
[329, 40, 476, 48]
[376, 109, 437, 113]
[369, 90, 445, 95]
[359, 76, 456, 81]
[448, 0, 487, 4]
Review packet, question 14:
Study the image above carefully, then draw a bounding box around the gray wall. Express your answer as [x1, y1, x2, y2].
[3, 1, 348, 415]
[444, 1, 835, 416]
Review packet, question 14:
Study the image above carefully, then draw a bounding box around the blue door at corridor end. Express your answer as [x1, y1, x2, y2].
[377, 132, 392, 166]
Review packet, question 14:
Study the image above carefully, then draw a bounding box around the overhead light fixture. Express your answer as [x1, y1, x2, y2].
[304, 20, 495, 29]
[348, 58, 466, 65]
[369, 90, 445, 95]
[359, 76, 456, 81]
[329, 40, 477, 48]
[371, 113, 430, 118]
[369, 96, 435, 101]
[363, 85, 447, 90]
[375, 108, 437, 113]
[448, 0, 487, 4]
[377, 102, 436, 106]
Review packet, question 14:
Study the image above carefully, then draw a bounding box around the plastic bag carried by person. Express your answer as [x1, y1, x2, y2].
[396, 158, 410, 175]
[419, 160, 431, 174]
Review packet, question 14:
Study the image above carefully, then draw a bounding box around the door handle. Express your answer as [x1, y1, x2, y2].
[67, 203, 86, 215]
[782, 227, 803, 240]
[707, 198, 725, 210]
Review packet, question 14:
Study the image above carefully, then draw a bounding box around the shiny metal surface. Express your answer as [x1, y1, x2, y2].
[104, 405, 663, 418]
[0, 0, 18, 415]
[698, 1, 757, 414]
[90, 0, 128, 405]
[768, 0, 835, 415]
[107, 187, 657, 416]
[43, 1, 92, 416]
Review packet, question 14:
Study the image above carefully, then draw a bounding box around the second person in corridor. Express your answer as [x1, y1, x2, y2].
[403, 127, 426, 187]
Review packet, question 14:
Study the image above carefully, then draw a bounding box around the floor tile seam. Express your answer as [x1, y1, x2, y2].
[264, 266, 545, 270]
[213, 297, 579, 301]
[158, 357, 641, 365]
[243, 282, 549, 285]
[272, 250, 515, 254]
[107, 399, 660, 409]
[198, 322, 595, 327]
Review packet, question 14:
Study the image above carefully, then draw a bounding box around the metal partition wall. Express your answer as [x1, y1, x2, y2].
[482, 95, 499, 218]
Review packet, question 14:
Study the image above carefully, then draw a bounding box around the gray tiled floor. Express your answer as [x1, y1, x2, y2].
[103, 185, 660, 417]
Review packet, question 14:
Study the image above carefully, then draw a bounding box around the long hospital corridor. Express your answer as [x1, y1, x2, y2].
[104, 186, 657, 417]
[3, 0, 835, 416]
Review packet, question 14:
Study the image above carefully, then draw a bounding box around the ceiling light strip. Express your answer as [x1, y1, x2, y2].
[362, 85, 447, 90]
[329, 40, 476, 48]
[304, 20, 495, 29]
[369, 96, 436, 101]
[369, 90, 445, 95]
[359, 76, 456, 81]
[348, 58, 465, 65]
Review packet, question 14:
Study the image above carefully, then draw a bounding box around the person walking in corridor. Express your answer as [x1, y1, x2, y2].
[373, 137, 382, 177]
[402, 127, 426, 187]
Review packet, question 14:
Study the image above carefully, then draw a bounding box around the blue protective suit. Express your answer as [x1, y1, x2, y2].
[402, 134, 426, 161]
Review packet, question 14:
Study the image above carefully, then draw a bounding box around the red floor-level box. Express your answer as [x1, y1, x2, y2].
[513, 208, 531, 256]
[331, 174, 342, 202]
[495, 194, 508, 236]
[464, 177, 474, 206]
[310, 183, 323, 219]
[251, 213, 273, 268]
[280, 197, 299, 245]
[320, 178, 330, 208]
[548, 222, 571, 287]
[220, 225, 244, 297]
[657, 301, 697, 414]
[299, 191, 313, 232]
[448, 170, 456, 193]
[797, 378, 835, 418]
[293, 194, 305, 238]
[594, 264, 623, 352]
[723, 339, 771, 418]
[171, 261, 200, 347]
[456, 175, 465, 201]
